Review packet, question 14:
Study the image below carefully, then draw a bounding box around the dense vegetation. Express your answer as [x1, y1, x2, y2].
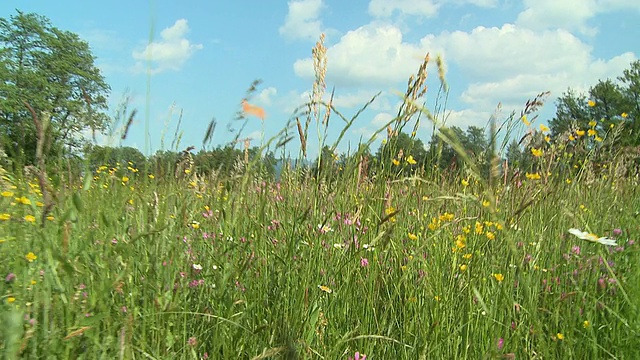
[1, 11, 639, 359]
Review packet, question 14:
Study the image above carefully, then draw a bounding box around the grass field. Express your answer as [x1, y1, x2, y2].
[1, 51, 640, 359]
[2, 139, 639, 359]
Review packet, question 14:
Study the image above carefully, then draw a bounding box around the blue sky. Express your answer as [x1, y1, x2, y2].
[2, 0, 639, 158]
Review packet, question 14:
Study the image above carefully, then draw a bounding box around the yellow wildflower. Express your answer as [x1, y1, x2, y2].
[526, 172, 541, 180]
[0, 213, 10, 221]
[576, 129, 585, 137]
[531, 148, 543, 157]
[539, 124, 549, 132]
[1, 191, 13, 197]
[406, 155, 417, 165]
[583, 320, 590, 328]
[588, 100, 595, 107]
[391, 158, 400, 166]
[556, 333, 564, 340]
[588, 120, 597, 128]
[459, 264, 468, 272]
[25, 252, 37, 262]
[24, 215, 36, 223]
[492, 273, 504, 282]
[621, 112, 628, 118]
[461, 179, 469, 186]
[521, 115, 530, 126]
[408, 232, 418, 241]
[15, 196, 31, 205]
[318, 285, 332, 294]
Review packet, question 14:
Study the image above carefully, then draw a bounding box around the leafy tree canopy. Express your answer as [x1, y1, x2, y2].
[0, 11, 110, 164]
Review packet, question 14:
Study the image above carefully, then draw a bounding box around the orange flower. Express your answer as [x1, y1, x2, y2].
[241, 100, 266, 120]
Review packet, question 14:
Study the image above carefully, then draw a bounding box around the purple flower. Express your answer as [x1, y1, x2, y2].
[5, 273, 16, 283]
[360, 258, 369, 267]
[187, 336, 197, 346]
[348, 352, 367, 360]
[497, 337, 504, 350]
[612, 228, 622, 236]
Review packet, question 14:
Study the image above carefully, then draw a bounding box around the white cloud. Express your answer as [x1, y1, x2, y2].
[294, 23, 431, 87]
[368, 0, 499, 18]
[256, 87, 278, 106]
[516, 0, 598, 35]
[132, 19, 203, 74]
[279, 0, 325, 41]
[369, 0, 440, 18]
[516, 0, 640, 34]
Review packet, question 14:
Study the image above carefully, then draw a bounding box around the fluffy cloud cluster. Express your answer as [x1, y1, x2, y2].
[132, 19, 203, 74]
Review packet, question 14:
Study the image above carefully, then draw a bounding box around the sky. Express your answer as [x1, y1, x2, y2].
[1, 0, 639, 159]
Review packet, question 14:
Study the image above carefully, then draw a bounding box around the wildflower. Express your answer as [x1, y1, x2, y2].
[148, 174, 155, 179]
[461, 179, 469, 186]
[588, 100, 596, 107]
[122, 176, 129, 183]
[531, 148, 543, 157]
[568, 134, 575, 141]
[392, 158, 400, 166]
[187, 336, 198, 346]
[408, 232, 418, 241]
[525, 172, 541, 180]
[1, 191, 13, 197]
[25, 252, 37, 262]
[587, 129, 597, 137]
[594, 136, 602, 142]
[24, 215, 36, 223]
[192, 264, 203, 271]
[576, 129, 585, 136]
[15, 196, 31, 205]
[360, 258, 369, 267]
[459, 264, 468, 272]
[544, 135, 551, 142]
[482, 200, 491, 207]
[492, 273, 504, 282]
[5, 273, 16, 283]
[539, 124, 549, 132]
[486, 231, 495, 240]
[583, 320, 590, 328]
[588, 120, 597, 128]
[497, 337, 504, 350]
[463, 253, 472, 260]
[406, 155, 417, 165]
[7, 297, 16, 304]
[568, 228, 617, 246]
[521, 115, 530, 126]
[348, 352, 367, 360]
[556, 333, 564, 340]
[0, 213, 10, 221]
[621, 112, 628, 118]
[612, 228, 622, 236]
[318, 285, 332, 294]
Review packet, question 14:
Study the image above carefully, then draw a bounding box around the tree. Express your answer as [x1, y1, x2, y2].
[375, 132, 427, 175]
[0, 11, 110, 164]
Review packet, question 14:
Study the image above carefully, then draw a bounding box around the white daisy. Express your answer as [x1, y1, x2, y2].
[568, 228, 617, 246]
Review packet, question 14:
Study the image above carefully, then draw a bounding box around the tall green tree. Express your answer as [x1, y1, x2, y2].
[0, 11, 110, 164]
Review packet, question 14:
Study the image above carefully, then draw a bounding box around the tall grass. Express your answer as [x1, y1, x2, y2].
[1, 36, 639, 359]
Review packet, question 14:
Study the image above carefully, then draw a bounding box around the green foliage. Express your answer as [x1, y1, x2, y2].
[0, 11, 110, 165]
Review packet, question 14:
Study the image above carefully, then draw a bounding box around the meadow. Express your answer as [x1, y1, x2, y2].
[2, 52, 640, 359]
